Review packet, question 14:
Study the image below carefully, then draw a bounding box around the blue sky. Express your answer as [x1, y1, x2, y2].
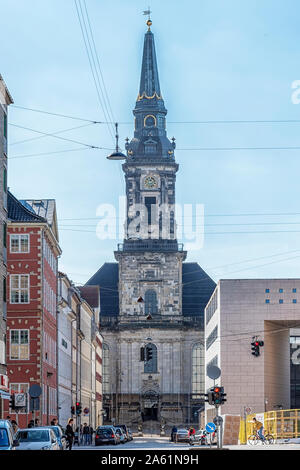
[2, 0, 300, 285]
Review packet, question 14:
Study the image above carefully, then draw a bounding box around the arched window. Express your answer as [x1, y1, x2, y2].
[192, 343, 204, 398]
[145, 290, 158, 315]
[102, 344, 110, 394]
[144, 343, 158, 373]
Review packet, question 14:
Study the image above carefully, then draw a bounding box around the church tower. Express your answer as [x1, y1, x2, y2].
[87, 19, 216, 431]
[116, 19, 187, 322]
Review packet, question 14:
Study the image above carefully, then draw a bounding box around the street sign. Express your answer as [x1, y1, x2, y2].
[29, 385, 42, 398]
[205, 422, 216, 434]
[213, 416, 223, 426]
[83, 407, 89, 415]
[14, 393, 27, 408]
[207, 365, 221, 380]
[29, 397, 40, 411]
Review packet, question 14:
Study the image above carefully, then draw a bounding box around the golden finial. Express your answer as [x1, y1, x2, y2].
[143, 8, 152, 30]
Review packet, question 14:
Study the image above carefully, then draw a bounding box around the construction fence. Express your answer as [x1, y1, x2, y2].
[239, 409, 300, 444]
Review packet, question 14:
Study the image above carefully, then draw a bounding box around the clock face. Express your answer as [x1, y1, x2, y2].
[144, 176, 157, 189]
[145, 115, 156, 127]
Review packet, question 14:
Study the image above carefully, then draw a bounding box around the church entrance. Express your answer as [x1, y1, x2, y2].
[142, 390, 159, 421]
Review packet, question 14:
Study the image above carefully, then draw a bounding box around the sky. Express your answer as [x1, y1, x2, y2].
[2, 0, 300, 285]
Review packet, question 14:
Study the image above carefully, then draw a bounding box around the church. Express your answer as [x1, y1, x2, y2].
[87, 19, 216, 432]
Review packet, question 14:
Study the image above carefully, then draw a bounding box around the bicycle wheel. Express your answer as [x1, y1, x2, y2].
[247, 434, 259, 446]
[264, 434, 274, 445]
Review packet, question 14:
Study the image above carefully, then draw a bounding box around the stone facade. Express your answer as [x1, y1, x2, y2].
[205, 279, 300, 420]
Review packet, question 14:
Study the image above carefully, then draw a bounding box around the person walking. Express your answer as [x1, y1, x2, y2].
[28, 420, 34, 428]
[11, 420, 18, 436]
[171, 425, 177, 442]
[83, 423, 89, 446]
[51, 418, 57, 426]
[89, 425, 94, 445]
[66, 418, 75, 451]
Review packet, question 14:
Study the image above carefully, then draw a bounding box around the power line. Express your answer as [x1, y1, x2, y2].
[74, 0, 115, 141]
[11, 104, 101, 123]
[8, 147, 104, 160]
[9, 123, 95, 146]
[9, 122, 102, 149]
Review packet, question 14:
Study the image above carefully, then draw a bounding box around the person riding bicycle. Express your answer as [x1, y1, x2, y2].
[253, 417, 265, 441]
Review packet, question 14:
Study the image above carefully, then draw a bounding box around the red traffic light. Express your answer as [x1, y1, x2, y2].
[214, 387, 220, 393]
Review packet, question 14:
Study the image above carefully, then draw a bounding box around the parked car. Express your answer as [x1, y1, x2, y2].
[15, 427, 60, 450]
[189, 430, 208, 446]
[115, 426, 127, 444]
[175, 428, 190, 442]
[116, 424, 130, 441]
[0, 419, 19, 450]
[95, 426, 120, 446]
[44, 426, 67, 450]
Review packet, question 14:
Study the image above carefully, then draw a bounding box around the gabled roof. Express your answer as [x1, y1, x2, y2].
[20, 199, 59, 241]
[8, 191, 46, 223]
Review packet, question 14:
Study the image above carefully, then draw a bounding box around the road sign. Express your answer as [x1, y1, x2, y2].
[213, 416, 223, 426]
[14, 393, 27, 408]
[83, 407, 89, 415]
[29, 397, 40, 411]
[205, 422, 216, 434]
[207, 365, 221, 380]
[29, 385, 42, 398]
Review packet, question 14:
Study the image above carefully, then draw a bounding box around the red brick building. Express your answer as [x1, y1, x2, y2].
[5, 192, 61, 427]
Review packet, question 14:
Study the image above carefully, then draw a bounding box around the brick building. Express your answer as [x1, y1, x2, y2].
[6, 192, 61, 427]
[0, 75, 13, 416]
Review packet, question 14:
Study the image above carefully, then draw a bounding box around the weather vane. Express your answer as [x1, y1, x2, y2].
[143, 7, 152, 30]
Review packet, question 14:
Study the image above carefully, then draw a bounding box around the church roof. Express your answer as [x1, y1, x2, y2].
[86, 263, 119, 317]
[86, 261, 216, 320]
[138, 29, 162, 102]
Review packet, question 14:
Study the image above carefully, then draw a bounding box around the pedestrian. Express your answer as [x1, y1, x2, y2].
[79, 424, 83, 445]
[6, 416, 11, 422]
[66, 418, 75, 451]
[28, 420, 34, 428]
[51, 418, 58, 426]
[35, 418, 40, 427]
[89, 425, 94, 445]
[83, 423, 89, 446]
[171, 425, 177, 442]
[11, 420, 18, 435]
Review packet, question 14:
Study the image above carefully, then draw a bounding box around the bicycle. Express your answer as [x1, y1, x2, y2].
[247, 431, 274, 445]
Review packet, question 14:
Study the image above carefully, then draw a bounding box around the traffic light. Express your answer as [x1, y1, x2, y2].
[145, 346, 153, 362]
[251, 340, 264, 357]
[204, 386, 227, 407]
[76, 402, 82, 415]
[140, 347, 145, 361]
[71, 405, 75, 415]
[9, 394, 15, 410]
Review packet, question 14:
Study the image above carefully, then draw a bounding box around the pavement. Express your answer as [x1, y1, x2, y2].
[72, 435, 300, 450]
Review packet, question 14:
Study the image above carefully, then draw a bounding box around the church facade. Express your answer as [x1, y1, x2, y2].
[87, 21, 216, 431]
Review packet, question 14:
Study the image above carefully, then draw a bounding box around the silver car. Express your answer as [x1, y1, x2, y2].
[175, 428, 190, 442]
[0, 419, 19, 450]
[15, 427, 60, 450]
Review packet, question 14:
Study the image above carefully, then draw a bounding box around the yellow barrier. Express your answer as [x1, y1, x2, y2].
[240, 409, 300, 442]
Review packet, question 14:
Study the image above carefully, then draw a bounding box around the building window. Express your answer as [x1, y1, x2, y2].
[10, 234, 30, 253]
[103, 344, 110, 395]
[3, 277, 6, 303]
[145, 289, 158, 315]
[265, 299, 270, 304]
[192, 343, 205, 397]
[293, 299, 297, 304]
[3, 113, 7, 139]
[293, 288, 297, 293]
[279, 299, 284, 304]
[3, 223, 6, 248]
[10, 274, 30, 303]
[265, 289, 270, 293]
[10, 330, 29, 360]
[3, 167, 7, 192]
[279, 289, 284, 293]
[206, 326, 218, 350]
[144, 343, 157, 373]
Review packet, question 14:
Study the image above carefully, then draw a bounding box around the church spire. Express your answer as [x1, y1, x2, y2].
[125, 19, 175, 161]
[137, 20, 162, 103]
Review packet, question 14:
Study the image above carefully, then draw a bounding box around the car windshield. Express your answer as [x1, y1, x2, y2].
[17, 430, 49, 442]
[0, 428, 9, 447]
